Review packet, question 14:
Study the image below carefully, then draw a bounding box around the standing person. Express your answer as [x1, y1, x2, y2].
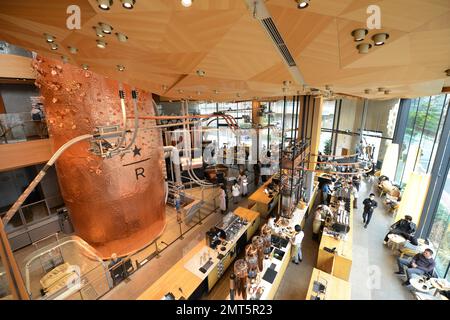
[290, 225, 304, 264]
[232, 182, 241, 204]
[352, 175, 360, 192]
[312, 205, 331, 240]
[253, 161, 261, 186]
[267, 214, 276, 231]
[219, 185, 227, 214]
[362, 193, 378, 228]
[321, 181, 332, 205]
[351, 183, 359, 209]
[241, 174, 248, 196]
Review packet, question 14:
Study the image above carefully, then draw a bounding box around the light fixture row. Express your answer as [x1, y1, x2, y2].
[93, 22, 128, 49]
[97, 0, 135, 10]
[364, 88, 391, 95]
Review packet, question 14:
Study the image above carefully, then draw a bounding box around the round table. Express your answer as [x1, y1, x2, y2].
[387, 234, 406, 251]
[409, 277, 433, 294]
[430, 278, 450, 296]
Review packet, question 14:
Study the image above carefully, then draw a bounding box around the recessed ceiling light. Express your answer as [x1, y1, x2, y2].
[94, 26, 105, 37]
[61, 56, 68, 63]
[181, 0, 193, 7]
[364, 89, 371, 94]
[50, 43, 58, 50]
[384, 90, 391, 95]
[115, 32, 128, 42]
[196, 91, 201, 95]
[356, 43, 372, 54]
[214, 90, 219, 94]
[117, 64, 125, 71]
[97, 0, 113, 10]
[68, 46, 78, 54]
[351, 28, 368, 42]
[96, 40, 107, 49]
[44, 33, 55, 43]
[121, 0, 135, 9]
[372, 33, 389, 46]
[82, 64, 89, 70]
[325, 84, 331, 90]
[162, 85, 168, 91]
[99, 23, 113, 34]
[445, 69, 450, 77]
[296, 0, 309, 9]
[236, 93, 241, 98]
[196, 69, 205, 77]
[283, 80, 291, 86]
[178, 89, 184, 94]
[378, 87, 385, 92]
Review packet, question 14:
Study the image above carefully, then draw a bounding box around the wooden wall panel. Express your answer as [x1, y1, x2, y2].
[0, 139, 52, 172]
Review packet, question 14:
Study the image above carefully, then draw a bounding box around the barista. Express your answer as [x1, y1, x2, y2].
[312, 205, 332, 240]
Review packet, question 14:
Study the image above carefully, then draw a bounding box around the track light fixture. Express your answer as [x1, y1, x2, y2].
[82, 64, 89, 70]
[372, 33, 389, 46]
[121, 0, 135, 9]
[196, 69, 206, 77]
[97, 0, 113, 10]
[296, 0, 309, 9]
[99, 22, 113, 34]
[356, 43, 372, 54]
[351, 28, 368, 42]
[44, 33, 55, 43]
[117, 64, 125, 71]
[96, 40, 107, 49]
[94, 26, 105, 37]
[50, 43, 58, 50]
[68, 46, 78, 54]
[115, 32, 128, 42]
[181, 0, 193, 8]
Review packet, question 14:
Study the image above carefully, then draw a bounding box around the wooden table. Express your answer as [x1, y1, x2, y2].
[306, 268, 351, 300]
[248, 177, 279, 217]
[137, 207, 260, 300]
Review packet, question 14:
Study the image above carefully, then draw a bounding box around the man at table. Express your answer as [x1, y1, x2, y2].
[384, 215, 416, 244]
[395, 249, 435, 286]
[362, 193, 378, 229]
[291, 225, 304, 264]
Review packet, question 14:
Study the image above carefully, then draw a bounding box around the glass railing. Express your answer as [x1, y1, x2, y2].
[0, 112, 48, 144]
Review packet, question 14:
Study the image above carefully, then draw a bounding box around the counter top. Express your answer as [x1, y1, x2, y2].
[248, 177, 279, 205]
[306, 268, 351, 300]
[137, 207, 260, 300]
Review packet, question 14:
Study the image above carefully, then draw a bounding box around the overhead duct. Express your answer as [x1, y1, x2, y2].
[245, 0, 305, 86]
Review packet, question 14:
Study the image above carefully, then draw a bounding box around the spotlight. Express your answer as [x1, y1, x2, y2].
[196, 91, 201, 95]
[351, 28, 368, 42]
[181, 0, 193, 7]
[44, 33, 55, 43]
[82, 64, 89, 70]
[384, 89, 391, 95]
[96, 40, 107, 49]
[117, 64, 125, 71]
[445, 69, 450, 77]
[97, 0, 113, 10]
[196, 69, 206, 77]
[283, 80, 291, 86]
[50, 43, 58, 50]
[214, 90, 219, 94]
[236, 93, 241, 98]
[115, 32, 128, 42]
[364, 89, 371, 94]
[94, 26, 105, 37]
[296, 0, 309, 9]
[121, 0, 135, 9]
[99, 23, 113, 34]
[178, 89, 184, 94]
[325, 84, 331, 91]
[372, 33, 389, 46]
[68, 46, 78, 54]
[378, 87, 385, 92]
[356, 43, 372, 54]
[162, 85, 168, 91]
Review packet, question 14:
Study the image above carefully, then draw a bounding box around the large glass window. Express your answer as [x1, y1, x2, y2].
[428, 169, 450, 280]
[395, 94, 449, 185]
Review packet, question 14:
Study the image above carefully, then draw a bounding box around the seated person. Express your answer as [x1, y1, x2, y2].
[395, 248, 435, 286]
[384, 215, 416, 244]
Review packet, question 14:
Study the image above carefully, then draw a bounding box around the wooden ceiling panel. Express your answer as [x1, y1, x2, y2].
[267, 0, 355, 17]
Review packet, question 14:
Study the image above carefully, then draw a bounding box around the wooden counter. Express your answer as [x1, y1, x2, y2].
[248, 177, 279, 217]
[137, 207, 260, 300]
[306, 268, 351, 300]
[316, 198, 353, 281]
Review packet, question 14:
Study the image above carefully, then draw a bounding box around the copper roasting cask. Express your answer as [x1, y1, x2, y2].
[33, 57, 166, 258]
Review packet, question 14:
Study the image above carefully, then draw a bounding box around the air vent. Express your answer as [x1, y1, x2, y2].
[261, 18, 296, 67]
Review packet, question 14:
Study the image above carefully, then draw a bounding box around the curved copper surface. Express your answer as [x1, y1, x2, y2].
[33, 56, 165, 258]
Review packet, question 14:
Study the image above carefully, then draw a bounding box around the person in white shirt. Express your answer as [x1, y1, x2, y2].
[291, 225, 304, 264]
[267, 215, 276, 231]
[231, 182, 241, 204]
[241, 174, 248, 196]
